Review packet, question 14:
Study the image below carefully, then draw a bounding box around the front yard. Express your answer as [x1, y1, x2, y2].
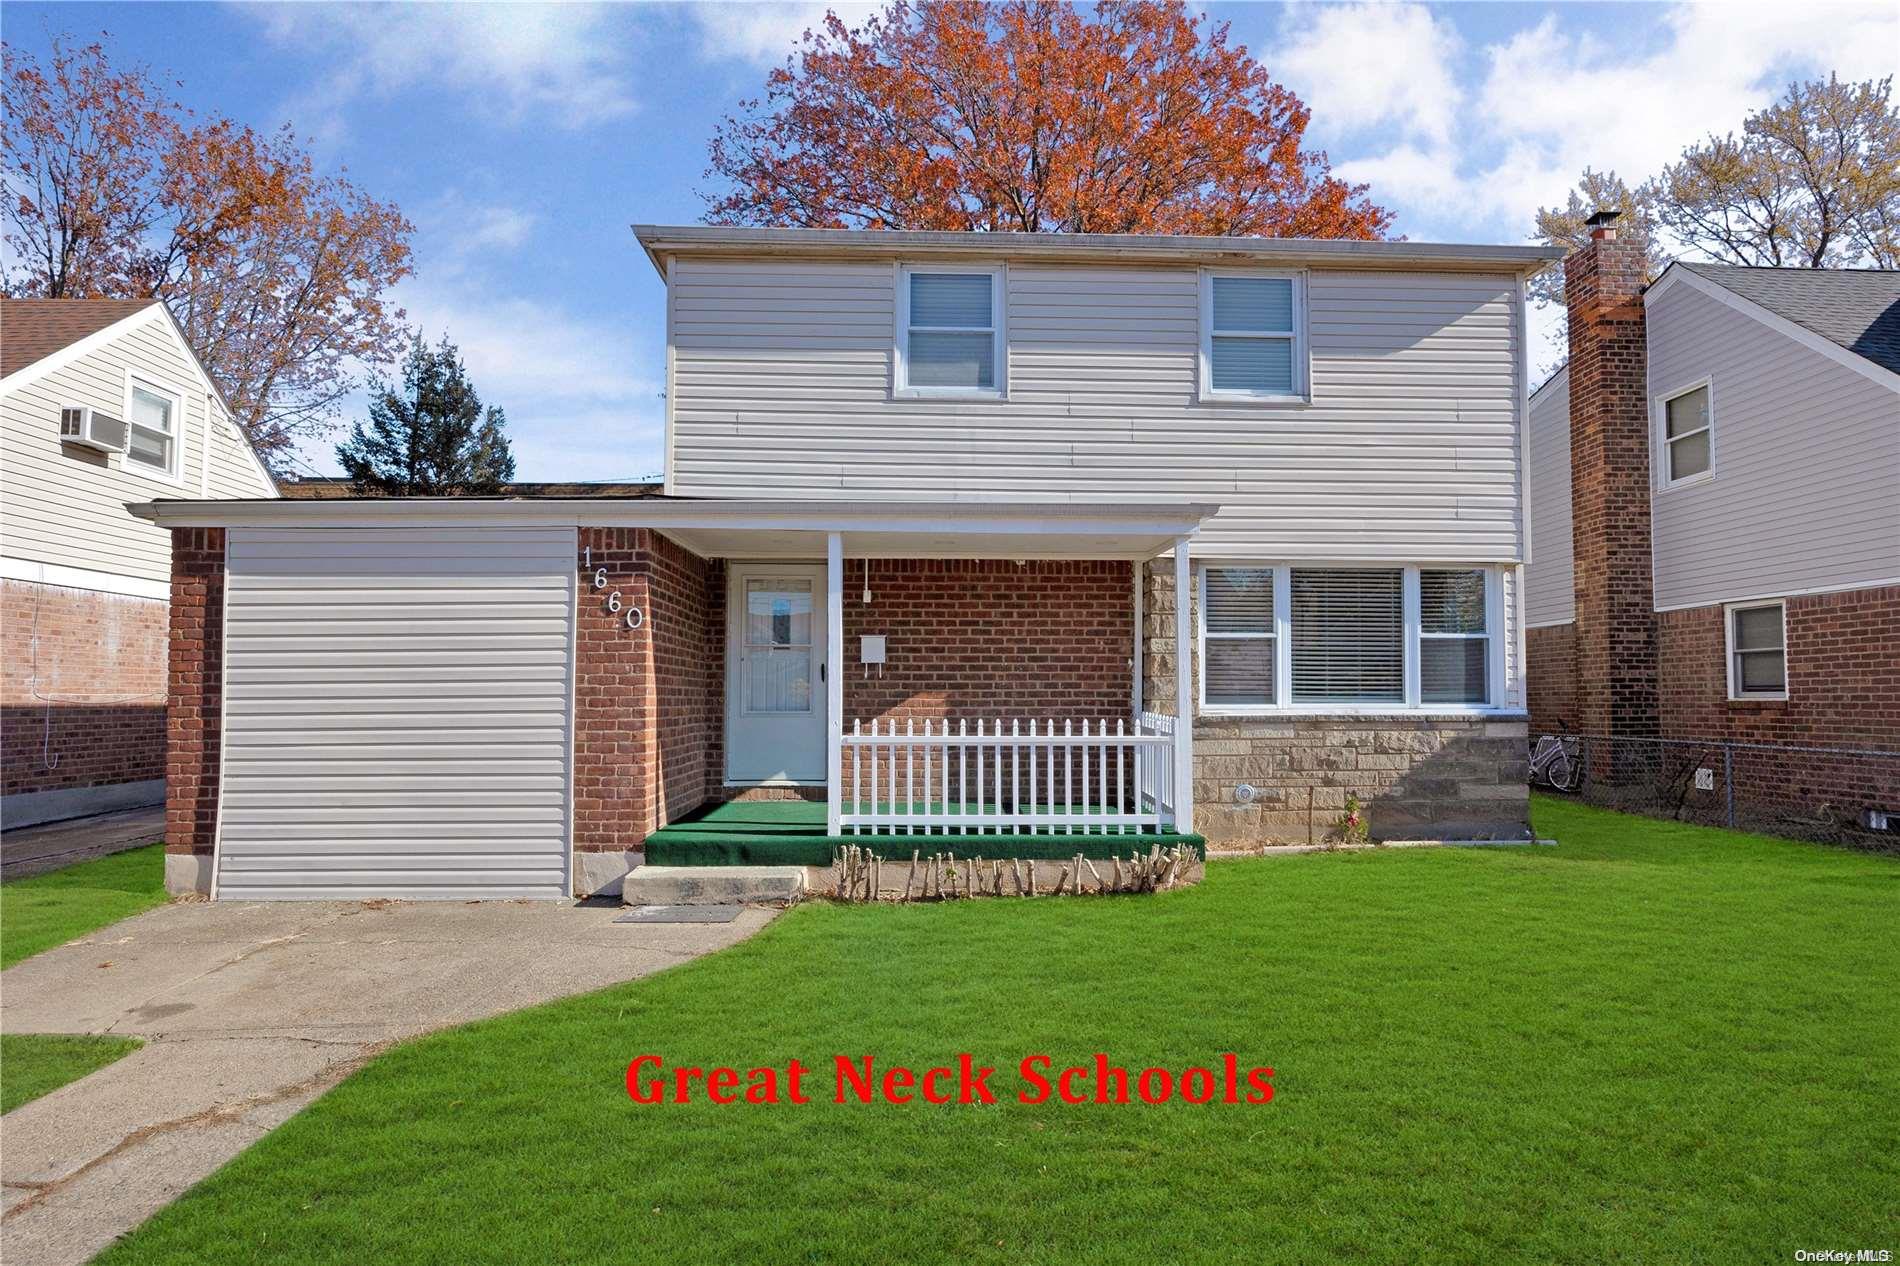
[93, 796, 1897, 1264]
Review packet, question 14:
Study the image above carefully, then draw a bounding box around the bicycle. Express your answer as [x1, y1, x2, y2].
[1529, 734, 1580, 792]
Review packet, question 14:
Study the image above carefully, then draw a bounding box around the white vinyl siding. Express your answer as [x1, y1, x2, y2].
[1646, 279, 1900, 611]
[1201, 272, 1304, 399]
[668, 259, 1526, 562]
[0, 313, 276, 584]
[215, 527, 575, 900]
[1524, 367, 1575, 627]
[1197, 563, 1509, 713]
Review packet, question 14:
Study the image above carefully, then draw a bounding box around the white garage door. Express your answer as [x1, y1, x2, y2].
[216, 527, 575, 900]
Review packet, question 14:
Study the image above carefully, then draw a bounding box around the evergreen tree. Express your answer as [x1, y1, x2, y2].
[336, 334, 515, 496]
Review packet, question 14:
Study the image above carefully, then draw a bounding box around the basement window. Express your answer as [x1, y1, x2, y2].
[1727, 601, 1787, 700]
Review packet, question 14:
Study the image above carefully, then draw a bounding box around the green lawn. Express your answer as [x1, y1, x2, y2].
[0, 843, 169, 969]
[104, 797, 1898, 1264]
[1, 1033, 144, 1115]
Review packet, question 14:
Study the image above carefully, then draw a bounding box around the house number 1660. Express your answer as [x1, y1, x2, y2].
[583, 547, 646, 631]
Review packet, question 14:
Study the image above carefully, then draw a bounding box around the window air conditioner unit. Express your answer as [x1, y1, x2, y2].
[59, 406, 128, 454]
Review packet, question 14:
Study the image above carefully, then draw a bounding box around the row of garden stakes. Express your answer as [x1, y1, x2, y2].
[831, 843, 1191, 902]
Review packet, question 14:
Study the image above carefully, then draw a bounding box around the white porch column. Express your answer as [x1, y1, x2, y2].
[1172, 535, 1194, 834]
[826, 531, 845, 835]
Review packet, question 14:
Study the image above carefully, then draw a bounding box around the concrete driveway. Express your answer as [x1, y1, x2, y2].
[0, 897, 776, 1266]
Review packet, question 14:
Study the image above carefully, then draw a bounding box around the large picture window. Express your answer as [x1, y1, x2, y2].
[898, 267, 1002, 395]
[1200, 272, 1305, 400]
[1198, 565, 1500, 712]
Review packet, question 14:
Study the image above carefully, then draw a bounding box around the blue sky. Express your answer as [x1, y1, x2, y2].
[5, 2, 1895, 481]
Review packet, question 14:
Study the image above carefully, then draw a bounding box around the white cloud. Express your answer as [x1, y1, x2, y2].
[1270, 1, 1900, 248]
[687, 1, 879, 66]
[1274, 4, 1462, 146]
[251, 3, 639, 139]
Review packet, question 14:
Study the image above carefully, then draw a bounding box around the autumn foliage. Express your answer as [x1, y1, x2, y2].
[705, 0, 1392, 240]
[1, 37, 413, 460]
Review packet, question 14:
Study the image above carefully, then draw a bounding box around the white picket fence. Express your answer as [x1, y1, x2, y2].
[838, 716, 1179, 835]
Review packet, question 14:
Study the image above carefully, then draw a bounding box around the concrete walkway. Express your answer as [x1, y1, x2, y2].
[0, 807, 166, 880]
[0, 898, 777, 1265]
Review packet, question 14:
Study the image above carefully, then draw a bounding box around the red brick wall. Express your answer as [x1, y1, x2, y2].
[573, 529, 716, 852]
[1658, 586, 1900, 749]
[1526, 622, 1579, 737]
[834, 558, 1132, 803]
[166, 529, 225, 857]
[1, 579, 167, 802]
[1565, 227, 1658, 744]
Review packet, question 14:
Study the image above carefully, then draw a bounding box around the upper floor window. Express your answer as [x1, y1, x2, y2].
[1727, 601, 1787, 700]
[124, 375, 183, 481]
[897, 267, 1003, 396]
[1661, 381, 1712, 485]
[1200, 271, 1306, 401]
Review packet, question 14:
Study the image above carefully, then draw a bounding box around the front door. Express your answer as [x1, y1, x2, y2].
[725, 564, 827, 784]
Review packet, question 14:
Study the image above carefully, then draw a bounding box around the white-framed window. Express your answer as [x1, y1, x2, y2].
[1197, 564, 1503, 714]
[895, 265, 1004, 397]
[1658, 379, 1713, 487]
[1418, 569, 1491, 705]
[122, 372, 185, 483]
[1200, 567, 1276, 708]
[1726, 600, 1787, 700]
[1199, 270, 1307, 402]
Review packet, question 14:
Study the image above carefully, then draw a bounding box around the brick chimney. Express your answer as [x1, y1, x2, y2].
[1566, 211, 1658, 744]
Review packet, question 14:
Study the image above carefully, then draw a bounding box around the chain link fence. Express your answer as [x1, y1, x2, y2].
[1530, 733, 1900, 853]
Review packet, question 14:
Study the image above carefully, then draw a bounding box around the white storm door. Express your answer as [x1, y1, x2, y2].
[725, 564, 827, 784]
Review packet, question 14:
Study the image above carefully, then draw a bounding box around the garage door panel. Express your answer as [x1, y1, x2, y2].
[216, 527, 575, 901]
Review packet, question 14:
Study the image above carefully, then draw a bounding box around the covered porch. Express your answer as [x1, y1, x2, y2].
[649, 498, 1214, 863]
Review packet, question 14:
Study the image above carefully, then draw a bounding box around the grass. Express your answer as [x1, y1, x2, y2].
[1, 843, 168, 969]
[1, 1033, 144, 1115]
[103, 797, 1898, 1264]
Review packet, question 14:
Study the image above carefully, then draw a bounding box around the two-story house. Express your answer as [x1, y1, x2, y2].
[1525, 217, 1899, 833]
[2, 298, 277, 829]
[135, 227, 1560, 899]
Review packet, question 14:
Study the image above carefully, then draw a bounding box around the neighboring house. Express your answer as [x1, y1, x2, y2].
[1, 297, 277, 828]
[280, 476, 666, 499]
[141, 227, 1561, 899]
[1525, 219, 1900, 828]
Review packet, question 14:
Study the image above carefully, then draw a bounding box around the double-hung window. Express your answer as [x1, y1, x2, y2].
[1201, 271, 1305, 400]
[898, 267, 1003, 395]
[1660, 382, 1712, 485]
[1199, 565, 1499, 712]
[124, 375, 183, 481]
[1418, 570, 1491, 705]
[1727, 601, 1787, 700]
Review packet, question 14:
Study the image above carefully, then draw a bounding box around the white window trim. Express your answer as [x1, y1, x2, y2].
[1725, 599, 1789, 702]
[892, 263, 1007, 400]
[1196, 562, 1511, 716]
[1655, 376, 1715, 491]
[120, 369, 187, 486]
[1198, 268, 1310, 405]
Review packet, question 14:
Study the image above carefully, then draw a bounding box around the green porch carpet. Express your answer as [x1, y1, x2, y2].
[644, 800, 1203, 866]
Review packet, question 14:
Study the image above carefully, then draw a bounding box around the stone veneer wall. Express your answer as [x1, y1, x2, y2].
[1, 578, 168, 821]
[1140, 560, 1530, 846]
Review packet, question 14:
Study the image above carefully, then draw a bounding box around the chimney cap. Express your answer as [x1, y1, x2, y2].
[1585, 209, 1623, 228]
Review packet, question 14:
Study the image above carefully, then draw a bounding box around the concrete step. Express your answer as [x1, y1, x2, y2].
[621, 865, 807, 907]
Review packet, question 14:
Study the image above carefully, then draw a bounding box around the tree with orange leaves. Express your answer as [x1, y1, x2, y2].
[704, 0, 1391, 240]
[2, 37, 413, 462]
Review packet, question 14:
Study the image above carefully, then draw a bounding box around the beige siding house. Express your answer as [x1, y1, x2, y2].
[2, 298, 276, 826]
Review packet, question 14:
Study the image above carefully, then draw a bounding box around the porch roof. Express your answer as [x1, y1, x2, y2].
[128, 496, 1218, 561]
